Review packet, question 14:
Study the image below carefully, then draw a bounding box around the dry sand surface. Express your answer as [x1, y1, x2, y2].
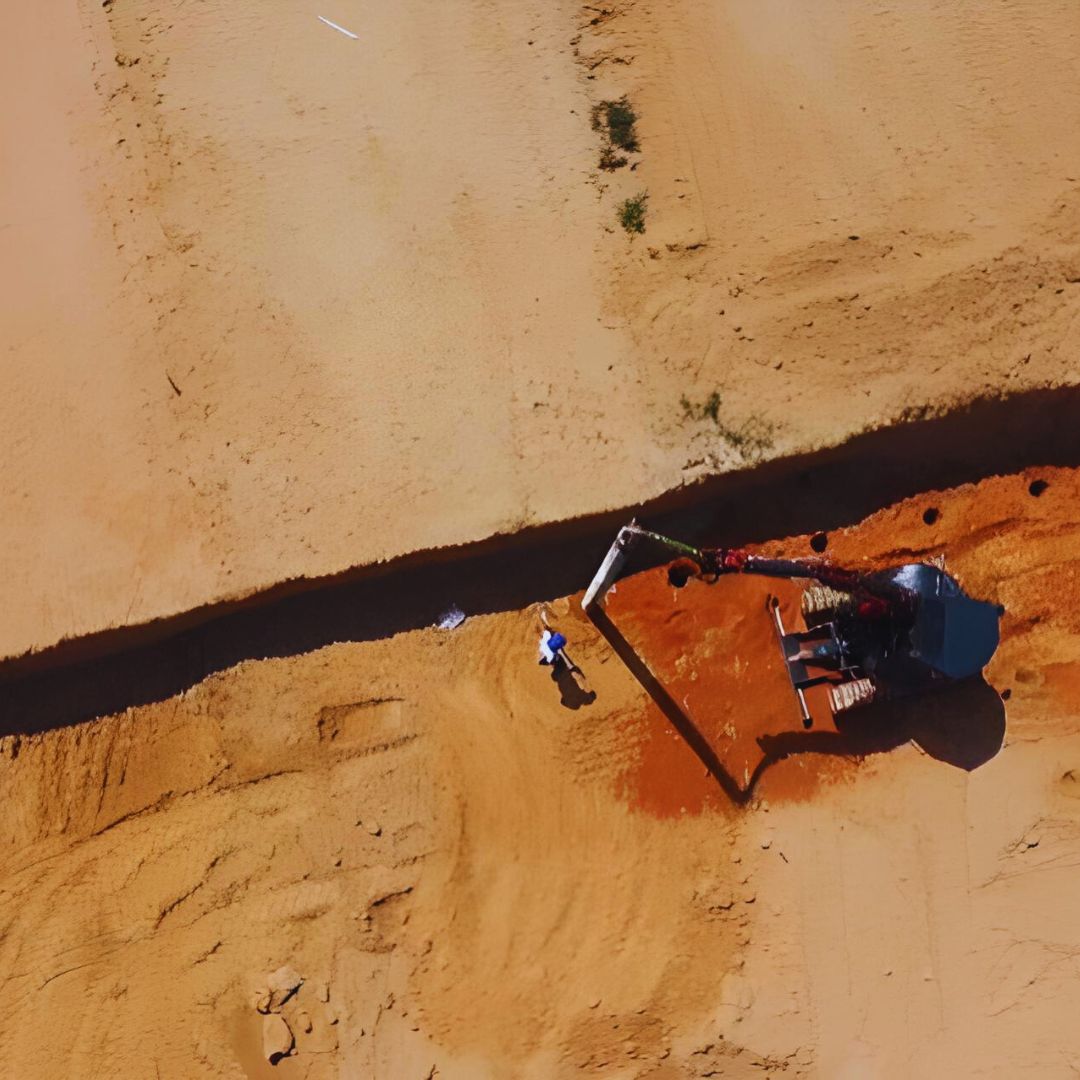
[2, 468, 1078, 1078]
[5, 1, 1080, 1078]
[3, 0, 1080, 656]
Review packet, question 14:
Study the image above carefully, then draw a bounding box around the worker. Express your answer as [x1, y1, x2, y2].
[538, 629, 568, 667]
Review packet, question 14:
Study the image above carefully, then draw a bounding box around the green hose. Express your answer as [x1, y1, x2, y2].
[629, 526, 702, 561]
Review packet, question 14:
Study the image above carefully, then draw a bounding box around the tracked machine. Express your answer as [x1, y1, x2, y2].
[582, 522, 1001, 728]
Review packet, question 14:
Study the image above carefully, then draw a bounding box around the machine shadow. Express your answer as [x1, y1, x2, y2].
[589, 607, 1005, 808]
[759, 677, 1006, 771]
[589, 607, 766, 805]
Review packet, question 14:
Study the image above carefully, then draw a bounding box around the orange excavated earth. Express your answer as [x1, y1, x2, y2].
[3, 468, 1080, 1077]
[610, 572, 865, 815]
[604, 507, 1016, 817]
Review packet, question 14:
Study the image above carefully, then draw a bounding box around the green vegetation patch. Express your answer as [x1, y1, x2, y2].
[592, 97, 640, 152]
[618, 191, 648, 234]
[599, 145, 628, 172]
[592, 96, 639, 169]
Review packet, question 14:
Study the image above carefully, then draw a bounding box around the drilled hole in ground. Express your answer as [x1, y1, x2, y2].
[1029, 479, 1049, 497]
[923, 507, 940, 525]
[668, 564, 692, 588]
[810, 532, 828, 553]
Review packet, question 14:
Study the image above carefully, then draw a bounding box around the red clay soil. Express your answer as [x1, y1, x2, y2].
[607, 574, 851, 815]
[603, 468, 1066, 820]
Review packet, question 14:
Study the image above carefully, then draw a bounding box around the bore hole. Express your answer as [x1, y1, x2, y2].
[668, 564, 691, 588]
[922, 507, 940, 525]
[1029, 479, 1049, 497]
[810, 532, 828, 553]
[1001, 688, 1012, 701]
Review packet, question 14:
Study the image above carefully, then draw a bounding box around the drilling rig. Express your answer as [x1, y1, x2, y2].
[582, 522, 1001, 728]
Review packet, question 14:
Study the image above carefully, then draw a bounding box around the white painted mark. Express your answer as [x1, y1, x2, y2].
[317, 15, 358, 39]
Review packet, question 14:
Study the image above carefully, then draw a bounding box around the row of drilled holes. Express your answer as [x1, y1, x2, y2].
[808, 478, 1050, 554]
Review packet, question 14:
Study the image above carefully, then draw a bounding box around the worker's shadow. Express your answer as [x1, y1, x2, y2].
[588, 607, 1005, 806]
[550, 661, 597, 710]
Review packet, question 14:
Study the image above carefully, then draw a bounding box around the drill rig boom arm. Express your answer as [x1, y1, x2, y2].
[582, 523, 913, 612]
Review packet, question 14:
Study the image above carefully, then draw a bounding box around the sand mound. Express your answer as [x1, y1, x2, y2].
[3, 469, 1079, 1076]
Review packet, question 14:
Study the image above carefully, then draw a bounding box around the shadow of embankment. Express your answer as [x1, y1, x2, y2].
[0, 385, 1073, 734]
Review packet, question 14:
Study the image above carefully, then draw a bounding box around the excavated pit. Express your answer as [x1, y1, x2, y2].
[2, 385, 1080, 733]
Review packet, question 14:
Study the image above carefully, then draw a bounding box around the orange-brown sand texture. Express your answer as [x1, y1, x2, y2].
[3, 1, 1080, 1078]
[2, 0, 1080, 657]
[3, 470, 1079, 1078]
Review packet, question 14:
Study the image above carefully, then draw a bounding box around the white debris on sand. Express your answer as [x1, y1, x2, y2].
[436, 606, 466, 630]
[316, 15, 358, 39]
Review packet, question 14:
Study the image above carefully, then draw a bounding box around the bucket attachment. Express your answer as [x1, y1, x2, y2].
[582, 522, 704, 611]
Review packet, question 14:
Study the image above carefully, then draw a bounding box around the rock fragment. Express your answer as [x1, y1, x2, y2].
[263, 1014, 294, 1064]
[267, 964, 304, 1010]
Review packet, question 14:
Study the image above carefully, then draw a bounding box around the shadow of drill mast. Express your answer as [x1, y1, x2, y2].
[587, 604, 1006, 808]
[587, 606, 772, 804]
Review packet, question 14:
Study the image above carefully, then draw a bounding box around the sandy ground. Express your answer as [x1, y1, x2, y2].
[3, 0, 1079, 659]
[5, 3, 1080, 1078]
[2, 468, 1079, 1078]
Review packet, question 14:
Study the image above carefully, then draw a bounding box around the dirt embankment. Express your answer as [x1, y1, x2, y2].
[3, 468, 1080, 1077]
[3, 0, 1079, 665]
[579, 0, 1080, 468]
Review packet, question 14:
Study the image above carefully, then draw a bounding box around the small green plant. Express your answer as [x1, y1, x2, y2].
[681, 390, 722, 423]
[591, 96, 639, 169]
[717, 415, 775, 462]
[618, 191, 648, 234]
[680, 390, 776, 462]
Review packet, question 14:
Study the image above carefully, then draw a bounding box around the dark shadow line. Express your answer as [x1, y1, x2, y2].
[754, 673, 1005, 771]
[1, 385, 1077, 733]
[588, 607, 760, 804]
[591, 605, 1006, 806]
